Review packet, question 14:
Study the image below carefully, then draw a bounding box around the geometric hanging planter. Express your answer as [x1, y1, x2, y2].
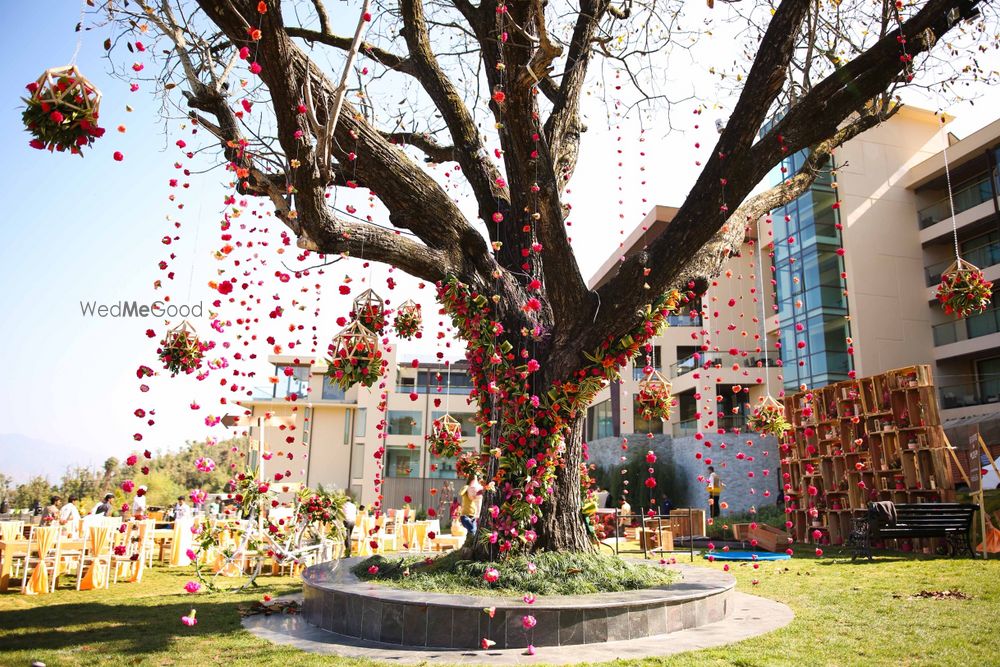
[636, 370, 672, 421]
[22, 65, 105, 155]
[428, 414, 464, 458]
[747, 394, 790, 437]
[350, 288, 387, 333]
[393, 299, 422, 340]
[936, 258, 993, 318]
[158, 320, 206, 376]
[325, 320, 383, 389]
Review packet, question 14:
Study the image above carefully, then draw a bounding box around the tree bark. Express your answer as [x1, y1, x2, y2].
[536, 414, 593, 552]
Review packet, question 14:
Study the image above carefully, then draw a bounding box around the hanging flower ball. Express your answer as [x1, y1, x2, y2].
[326, 320, 384, 389]
[158, 322, 208, 376]
[936, 259, 992, 318]
[350, 289, 388, 333]
[748, 397, 790, 437]
[22, 66, 104, 155]
[429, 414, 464, 459]
[636, 371, 672, 421]
[393, 300, 423, 339]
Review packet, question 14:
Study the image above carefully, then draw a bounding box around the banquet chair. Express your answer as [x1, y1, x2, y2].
[76, 524, 114, 590]
[1, 520, 27, 581]
[21, 525, 61, 594]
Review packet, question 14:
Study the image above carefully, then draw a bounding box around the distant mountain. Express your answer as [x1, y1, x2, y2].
[0, 433, 93, 483]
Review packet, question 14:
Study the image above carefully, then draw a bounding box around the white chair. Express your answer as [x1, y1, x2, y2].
[76, 524, 114, 590]
[21, 526, 62, 594]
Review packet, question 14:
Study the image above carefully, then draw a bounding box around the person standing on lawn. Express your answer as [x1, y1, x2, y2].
[459, 473, 485, 536]
[707, 467, 724, 519]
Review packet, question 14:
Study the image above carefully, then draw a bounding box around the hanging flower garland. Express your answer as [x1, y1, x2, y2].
[158, 321, 210, 376]
[22, 66, 105, 154]
[937, 259, 993, 318]
[350, 288, 388, 333]
[325, 320, 384, 390]
[635, 371, 672, 421]
[748, 396, 790, 437]
[393, 300, 422, 339]
[429, 414, 464, 459]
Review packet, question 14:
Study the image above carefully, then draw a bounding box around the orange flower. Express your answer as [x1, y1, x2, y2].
[257, 1, 268, 13]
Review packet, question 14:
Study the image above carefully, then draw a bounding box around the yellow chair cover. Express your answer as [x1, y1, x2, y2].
[0, 521, 22, 543]
[169, 522, 185, 566]
[25, 527, 58, 595]
[79, 526, 112, 591]
[401, 523, 416, 550]
[414, 523, 429, 550]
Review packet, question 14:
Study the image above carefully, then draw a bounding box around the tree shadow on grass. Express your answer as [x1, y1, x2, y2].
[0, 598, 250, 657]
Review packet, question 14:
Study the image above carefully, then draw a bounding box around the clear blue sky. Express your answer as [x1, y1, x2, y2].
[1, 2, 998, 481]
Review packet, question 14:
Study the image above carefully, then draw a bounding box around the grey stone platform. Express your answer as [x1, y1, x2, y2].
[245, 587, 793, 664]
[301, 559, 735, 649]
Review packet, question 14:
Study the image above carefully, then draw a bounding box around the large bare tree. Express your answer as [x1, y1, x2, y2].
[108, 0, 993, 552]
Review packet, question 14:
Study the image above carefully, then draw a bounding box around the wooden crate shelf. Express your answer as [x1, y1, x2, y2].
[779, 365, 956, 547]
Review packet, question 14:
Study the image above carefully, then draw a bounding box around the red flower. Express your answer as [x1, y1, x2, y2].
[113, 151, 124, 161]
[522, 297, 541, 313]
[257, 1, 268, 13]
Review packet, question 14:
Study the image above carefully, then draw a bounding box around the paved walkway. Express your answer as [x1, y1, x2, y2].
[243, 590, 793, 664]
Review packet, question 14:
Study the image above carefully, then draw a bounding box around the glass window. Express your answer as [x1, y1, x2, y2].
[385, 448, 417, 478]
[322, 375, 345, 400]
[977, 357, 1000, 402]
[632, 397, 664, 434]
[343, 412, 351, 445]
[387, 411, 422, 436]
[274, 364, 309, 399]
[587, 399, 614, 440]
[428, 452, 461, 479]
[353, 408, 367, 438]
[350, 442, 365, 479]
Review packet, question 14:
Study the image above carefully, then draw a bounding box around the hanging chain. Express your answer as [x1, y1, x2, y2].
[941, 118, 961, 262]
[756, 216, 772, 399]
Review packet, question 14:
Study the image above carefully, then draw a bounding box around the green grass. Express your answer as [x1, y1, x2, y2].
[2, 550, 999, 666]
[352, 551, 677, 596]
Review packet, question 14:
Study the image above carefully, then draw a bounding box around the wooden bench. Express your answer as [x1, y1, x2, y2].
[849, 503, 979, 561]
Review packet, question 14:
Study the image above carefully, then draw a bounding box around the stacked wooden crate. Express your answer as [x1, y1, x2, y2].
[780, 365, 956, 547]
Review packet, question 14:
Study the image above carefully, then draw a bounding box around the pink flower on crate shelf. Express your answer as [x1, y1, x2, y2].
[121, 480, 135, 493]
[181, 610, 197, 626]
[483, 567, 500, 583]
[195, 457, 216, 473]
[184, 581, 201, 594]
[522, 615, 537, 630]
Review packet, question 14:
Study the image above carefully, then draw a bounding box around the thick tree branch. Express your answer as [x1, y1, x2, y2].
[381, 131, 456, 163]
[399, 0, 508, 224]
[285, 26, 417, 75]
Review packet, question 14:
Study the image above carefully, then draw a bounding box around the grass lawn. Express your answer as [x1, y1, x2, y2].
[1, 549, 998, 666]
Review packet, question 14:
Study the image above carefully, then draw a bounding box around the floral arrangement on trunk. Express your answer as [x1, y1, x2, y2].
[635, 371, 672, 421]
[936, 259, 993, 318]
[393, 300, 422, 339]
[325, 320, 384, 389]
[22, 66, 105, 155]
[748, 397, 790, 437]
[429, 415, 464, 459]
[158, 322, 209, 376]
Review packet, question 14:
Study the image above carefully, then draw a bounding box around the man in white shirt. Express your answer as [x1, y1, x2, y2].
[59, 495, 81, 531]
[132, 488, 148, 518]
[173, 496, 192, 522]
[341, 498, 357, 558]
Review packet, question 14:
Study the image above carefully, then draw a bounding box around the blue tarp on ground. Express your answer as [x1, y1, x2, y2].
[703, 551, 791, 561]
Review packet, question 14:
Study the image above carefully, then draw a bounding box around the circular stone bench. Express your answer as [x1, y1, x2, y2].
[301, 558, 735, 649]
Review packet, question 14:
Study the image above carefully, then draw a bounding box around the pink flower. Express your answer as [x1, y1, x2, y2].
[483, 567, 499, 583]
[126, 454, 138, 466]
[184, 581, 201, 594]
[121, 480, 135, 493]
[526, 644, 536, 656]
[481, 638, 496, 649]
[181, 609, 197, 626]
[522, 593, 536, 604]
[250, 61, 263, 74]
[239, 46, 250, 59]
[132, 62, 144, 72]
[368, 565, 380, 575]
[195, 457, 216, 473]
[526, 562, 537, 574]
[522, 614, 537, 630]
[186, 548, 198, 561]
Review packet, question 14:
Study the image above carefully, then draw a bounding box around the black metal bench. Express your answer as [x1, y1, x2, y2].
[849, 502, 979, 561]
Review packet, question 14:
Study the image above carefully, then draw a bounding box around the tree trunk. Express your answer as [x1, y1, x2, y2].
[536, 414, 593, 552]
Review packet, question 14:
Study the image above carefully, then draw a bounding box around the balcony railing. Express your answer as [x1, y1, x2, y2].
[939, 379, 1000, 409]
[932, 308, 1000, 346]
[925, 240, 1000, 287]
[917, 175, 994, 230]
[668, 351, 781, 378]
